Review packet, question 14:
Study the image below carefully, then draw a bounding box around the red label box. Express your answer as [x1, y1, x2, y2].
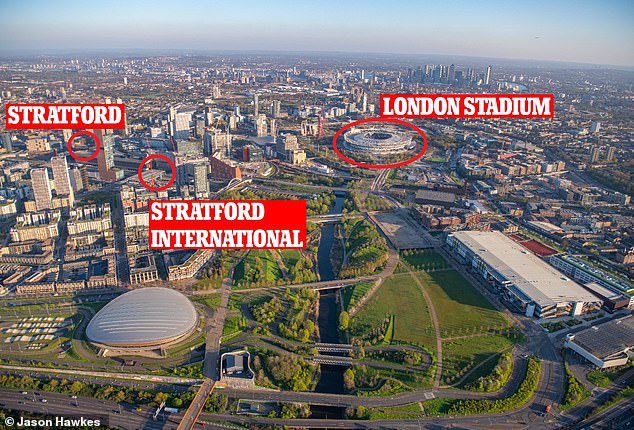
[6, 103, 125, 129]
[148, 200, 307, 250]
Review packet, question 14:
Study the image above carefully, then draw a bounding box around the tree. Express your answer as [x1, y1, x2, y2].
[154, 392, 168, 404]
[69, 381, 84, 394]
[339, 311, 349, 331]
[343, 368, 355, 392]
[115, 390, 126, 402]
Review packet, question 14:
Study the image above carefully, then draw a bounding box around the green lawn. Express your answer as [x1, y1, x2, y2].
[401, 250, 449, 270]
[279, 249, 301, 269]
[193, 276, 223, 290]
[587, 359, 634, 387]
[194, 295, 221, 311]
[367, 402, 423, 419]
[415, 270, 510, 336]
[419, 265, 517, 385]
[441, 335, 515, 385]
[341, 282, 373, 311]
[222, 315, 247, 337]
[233, 250, 283, 287]
[349, 273, 436, 351]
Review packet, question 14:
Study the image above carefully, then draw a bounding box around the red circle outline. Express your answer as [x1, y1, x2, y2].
[137, 154, 176, 192]
[67, 130, 100, 162]
[332, 118, 428, 169]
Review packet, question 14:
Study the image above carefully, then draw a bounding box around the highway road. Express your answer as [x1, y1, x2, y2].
[570, 395, 634, 429]
[0, 388, 181, 430]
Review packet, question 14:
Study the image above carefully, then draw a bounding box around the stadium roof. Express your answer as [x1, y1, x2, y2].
[570, 315, 634, 360]
[450, 231, 599, 307]
[86, 287, 197, 347]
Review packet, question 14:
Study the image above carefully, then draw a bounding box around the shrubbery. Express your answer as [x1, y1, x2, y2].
[448, 356, 541, 415]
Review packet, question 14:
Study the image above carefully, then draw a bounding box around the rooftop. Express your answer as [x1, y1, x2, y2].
[570, 315, 634, 360]
[450, 230, 599, 307]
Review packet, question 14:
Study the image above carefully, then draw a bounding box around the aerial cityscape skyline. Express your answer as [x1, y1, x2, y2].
[1, 0, 633, 67]
[0, 1, 633, 429]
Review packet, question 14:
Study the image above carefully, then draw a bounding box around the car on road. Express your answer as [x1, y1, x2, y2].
[20, 391, 27, 395]
[71, 395, 77, 399]
[41, 399, 47, 403]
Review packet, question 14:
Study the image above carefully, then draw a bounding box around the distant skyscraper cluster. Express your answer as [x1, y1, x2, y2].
[406, 64, 493, 86]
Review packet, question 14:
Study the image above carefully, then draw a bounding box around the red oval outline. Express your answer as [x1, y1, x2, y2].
[137, 154, 176, 192]
[332, 118, 428, 169]
[67, 130, 100, 162]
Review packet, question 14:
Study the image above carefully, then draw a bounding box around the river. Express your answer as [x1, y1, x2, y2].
[314, 194, 346, 397]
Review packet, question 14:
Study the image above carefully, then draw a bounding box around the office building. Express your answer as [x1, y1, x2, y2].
[169, 107, 192, 141]
[26, 137, 50, 153]
[30, 168, 53, 211]
[485, 65, 492, 85]
[253, 93, 259, 117]
[193, 164, 209, 197]
[51, 154, 75, 206]
[94, 129, 118, 182]
[255, 114, 267, 137]
[447, 231, 601, 318]
[270, 118, 277, 138]
[276, 133, 298, 159]
[550, 254, 634, 296]
[0, 132, 12, 151]
[270, 100, 281, 118]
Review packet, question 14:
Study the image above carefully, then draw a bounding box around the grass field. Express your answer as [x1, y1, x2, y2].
[401, 250, 449, 270]
[409, 257, 516, 385]
[233, 250, 283, 287]
[414, 270, 510, 336]
[279, 249, 301, 269]
[222, 315, 247, 337]
[587, 358, 634, 387]
[193, 295, 221, 311]
[441, 336, 515, 385]
[341, 281, 373, 311]
[192, 276, 222, 290]
[349, 273, 436, 351]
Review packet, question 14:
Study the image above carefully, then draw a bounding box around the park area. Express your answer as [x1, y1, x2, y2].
[233, 250, 284, 288]
[349, 251, 519, 387]
[349, 273, 436, 352]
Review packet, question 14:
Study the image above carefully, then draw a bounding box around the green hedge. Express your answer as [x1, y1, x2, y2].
[448, 356, 541, 415]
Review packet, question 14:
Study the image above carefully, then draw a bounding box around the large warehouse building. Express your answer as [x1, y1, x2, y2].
[565, 315, 634, 368]
[86, 287, 198, 353]
[446, 231, 602, 318]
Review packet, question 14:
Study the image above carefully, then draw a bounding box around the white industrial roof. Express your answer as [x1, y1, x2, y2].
[451, 231, 599, 307]
[86, 287, 197, 347]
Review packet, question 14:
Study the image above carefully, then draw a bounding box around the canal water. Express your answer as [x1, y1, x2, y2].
[314, 194, 346, 397]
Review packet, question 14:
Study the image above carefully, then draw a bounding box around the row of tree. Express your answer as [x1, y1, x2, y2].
[0, 374, 189, 409]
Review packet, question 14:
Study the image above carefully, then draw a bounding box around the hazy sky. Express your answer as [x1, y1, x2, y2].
[1, 0, 633, 66]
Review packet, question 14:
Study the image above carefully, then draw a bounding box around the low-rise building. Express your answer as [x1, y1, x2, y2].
[565, 315, 634, 368]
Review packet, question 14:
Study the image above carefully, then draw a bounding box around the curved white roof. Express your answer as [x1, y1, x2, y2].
[86, 287, 197, 347]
